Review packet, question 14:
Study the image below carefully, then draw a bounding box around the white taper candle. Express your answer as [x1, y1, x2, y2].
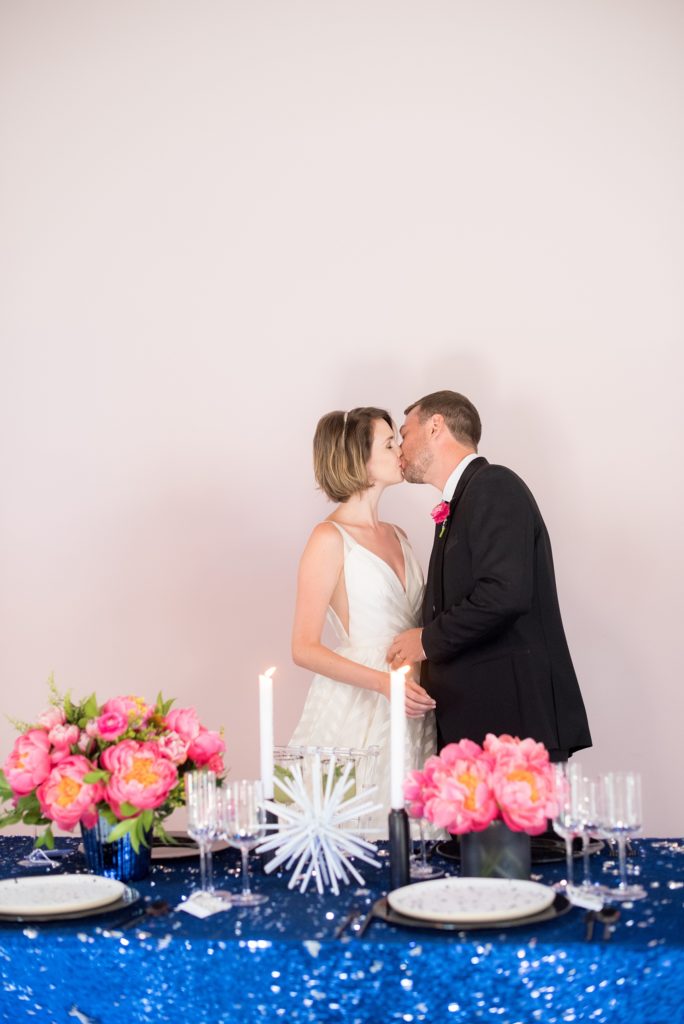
[259, 666, 276, 799]
[390, 666, 409, 809]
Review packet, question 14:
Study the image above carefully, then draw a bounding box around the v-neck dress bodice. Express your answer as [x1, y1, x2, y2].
[289, 523, 437, 836]
[325, 524, 422, 647]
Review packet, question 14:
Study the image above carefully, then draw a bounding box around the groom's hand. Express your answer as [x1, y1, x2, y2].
[405, 676, 436, 717]
[387, 628, 426, 668]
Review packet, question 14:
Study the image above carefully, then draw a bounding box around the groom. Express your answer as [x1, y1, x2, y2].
[387, 390, 591, 762]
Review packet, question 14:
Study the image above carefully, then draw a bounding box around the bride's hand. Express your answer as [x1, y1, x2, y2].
[404, 677, 436, 718]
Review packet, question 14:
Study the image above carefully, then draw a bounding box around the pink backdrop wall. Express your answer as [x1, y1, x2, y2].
[1, 1, 682, 834]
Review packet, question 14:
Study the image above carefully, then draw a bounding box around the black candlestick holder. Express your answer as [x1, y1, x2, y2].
[388, 807, 410, 889]
[260, 807, 279, 871]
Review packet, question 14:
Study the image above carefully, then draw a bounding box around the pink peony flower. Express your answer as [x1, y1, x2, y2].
[94, 710, 129, 741]
[3, 730, 52, 797]
[404, 768, 429, 818]
[50, 746, 73, 765]
[48, 723, 80, 749]
[38, 707, 66, 730]
[187, 728, 225, 767]
[157, 731, 189, 765]
[489, 736, 558, 834]
[440, 738, 493, 770]
[164, 707, 201, 744]
[420, 743, 498, 835]
[101, 696, 154, 725]
[78, 732, 93, 754]
[37, 755, 103, 830]
[101, 739, 178, 818]
[206, 753, 225, 775]
[483, 733, 522, 766]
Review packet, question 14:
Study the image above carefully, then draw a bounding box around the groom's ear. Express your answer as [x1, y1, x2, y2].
[429, 414, 445, 438]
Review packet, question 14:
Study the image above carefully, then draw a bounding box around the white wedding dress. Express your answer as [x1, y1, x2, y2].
[289, 522, 437, 836]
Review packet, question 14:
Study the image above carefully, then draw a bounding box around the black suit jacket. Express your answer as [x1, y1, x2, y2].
[421, 458, 592, 760]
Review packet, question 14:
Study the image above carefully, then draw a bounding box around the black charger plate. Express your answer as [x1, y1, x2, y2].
[371, 890, 572, 932]
[435, 836, 603, 865]
[0, 886, 140, 925]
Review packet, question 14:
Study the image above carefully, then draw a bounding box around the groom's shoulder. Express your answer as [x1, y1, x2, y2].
[470, 463, 533, 498]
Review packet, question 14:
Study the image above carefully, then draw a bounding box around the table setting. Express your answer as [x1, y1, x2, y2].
[0, 674, 682, 1024]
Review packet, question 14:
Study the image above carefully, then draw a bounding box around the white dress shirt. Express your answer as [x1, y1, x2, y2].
[442, 452, 481, 502]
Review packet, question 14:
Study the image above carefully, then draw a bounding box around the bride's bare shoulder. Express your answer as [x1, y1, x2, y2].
[305, 520, 344, 549]
[383, 522, 408, 540]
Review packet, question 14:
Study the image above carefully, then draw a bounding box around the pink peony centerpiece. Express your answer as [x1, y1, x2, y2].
[0, 678, 225, 851]
[404, 733, 558, 837]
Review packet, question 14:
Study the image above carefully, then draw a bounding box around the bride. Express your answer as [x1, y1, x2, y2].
[289, 406, 437, 833]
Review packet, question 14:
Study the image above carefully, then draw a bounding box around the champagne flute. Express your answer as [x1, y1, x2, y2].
[576, 775, 601, 889]
[599, 771, 646, 902]
[184, 770, 218, 893]
[219, 780, 268, 906]
[552, 762, 582, 891]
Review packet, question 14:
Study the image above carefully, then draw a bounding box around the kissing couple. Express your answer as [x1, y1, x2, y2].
[289, 390, 591, 835]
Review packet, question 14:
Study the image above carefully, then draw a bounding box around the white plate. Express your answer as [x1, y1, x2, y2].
[0, 875, 125, 917]
[387, 877, 556, 924]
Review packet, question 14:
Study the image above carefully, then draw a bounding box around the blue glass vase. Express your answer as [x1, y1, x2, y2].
[81, 815, 152, 882]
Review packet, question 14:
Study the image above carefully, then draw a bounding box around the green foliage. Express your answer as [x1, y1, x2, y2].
[106, 818, 136, 845]
[0, 807, 24, 829]
[155, 692, 175, 716]
[98, 806, 118, 826]
[153, 819, 179, 845]
[5, 715, 33, 733]
[0, 770, 12, 802]
[106, 813, 152, 853]
[82, 694, 99, 722]
[35, 825, 55, 850]
[83, 770, 111, 784]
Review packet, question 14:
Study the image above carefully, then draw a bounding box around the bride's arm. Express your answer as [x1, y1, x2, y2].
[292, 523, 391, 701]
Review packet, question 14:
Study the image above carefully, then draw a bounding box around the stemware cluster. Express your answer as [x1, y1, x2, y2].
[553, 764, 646, 902]
[184, 772, 269, 907]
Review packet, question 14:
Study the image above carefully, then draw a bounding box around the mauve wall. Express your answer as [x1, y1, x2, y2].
[1, 1, 682, 835]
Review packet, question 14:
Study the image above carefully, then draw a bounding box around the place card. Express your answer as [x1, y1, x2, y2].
[176, 893, 231, 918]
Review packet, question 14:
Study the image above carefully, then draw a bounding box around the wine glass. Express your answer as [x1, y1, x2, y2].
[218, 780, 268, 906]
[184, 770, 219, 893]
[598, 771, 646, 901]
[551, 762, 583, 891]
[408, 814, 444, 880]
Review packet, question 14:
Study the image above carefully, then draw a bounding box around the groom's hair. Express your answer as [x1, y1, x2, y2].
[313, 407, 394, 502]
[405, 391, 481, 448]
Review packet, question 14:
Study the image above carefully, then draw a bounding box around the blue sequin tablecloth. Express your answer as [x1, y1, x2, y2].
[0, 836, 682, 1024]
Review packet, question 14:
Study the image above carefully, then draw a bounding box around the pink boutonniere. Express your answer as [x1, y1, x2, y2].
[430, 500, 451, 538]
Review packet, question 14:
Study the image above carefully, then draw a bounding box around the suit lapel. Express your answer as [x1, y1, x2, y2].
[422, 520, 443, 622]
[430, 457, 488, 617]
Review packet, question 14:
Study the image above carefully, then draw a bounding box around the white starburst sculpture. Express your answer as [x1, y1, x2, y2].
[255, 753, 382, 895]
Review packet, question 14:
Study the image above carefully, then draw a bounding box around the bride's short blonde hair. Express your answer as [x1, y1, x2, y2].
[313, 407, 394, 503]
